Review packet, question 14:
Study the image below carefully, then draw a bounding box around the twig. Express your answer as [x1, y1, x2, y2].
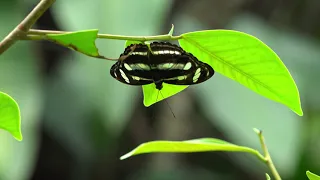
[0, 0, 56, 55]
[254, 128, 282, 180]
[25, 29, 182, 41]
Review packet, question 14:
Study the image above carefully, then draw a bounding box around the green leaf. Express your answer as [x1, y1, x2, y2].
[0, 92, 22, 141]
[179, 30, 303, 116]
[47, 29, 101, 57]
[120, 138, 261, 160]
[142, 83, 188, 107]
[307, 171, 320, 180]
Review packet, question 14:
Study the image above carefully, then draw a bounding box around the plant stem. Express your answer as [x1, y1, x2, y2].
[254, 128, 282, 180]
[0, 0, 56, 55]
[26, 29, 182, 41]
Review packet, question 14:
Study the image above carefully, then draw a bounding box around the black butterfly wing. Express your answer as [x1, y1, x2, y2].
[163, 62, 214, 85]
[110, 42, 214, 88]
[149, 42, 196, 79]
[149, 42, 214, 85]
[110, 44, 154, 86]
[110, 61, 154, 86]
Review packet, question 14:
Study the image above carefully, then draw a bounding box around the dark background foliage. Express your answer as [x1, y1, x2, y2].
[0, 0, 320, 180]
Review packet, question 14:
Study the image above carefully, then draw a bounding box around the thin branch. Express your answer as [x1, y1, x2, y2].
[26, 29, 182, 41]
[0, 0, 56, 55]
[254, 128, 282, 180]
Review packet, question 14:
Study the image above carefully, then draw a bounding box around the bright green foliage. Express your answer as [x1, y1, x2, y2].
[0, 92, 22, 141]
[47, 29, 100, 57]
[179, 30, 303, 116]
[120, 138, 261, 160]
[307, 171, 320, 180]
[142, 83, 187, 106]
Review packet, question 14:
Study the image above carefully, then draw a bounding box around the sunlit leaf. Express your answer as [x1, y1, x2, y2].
[120, 138, 261, 160]
[47, 29, 101, 57]
[307, 171, 320, 180]
[0, 92, 22, 141]
[179, 30, 303, 116]
[142, 83, 188, 107]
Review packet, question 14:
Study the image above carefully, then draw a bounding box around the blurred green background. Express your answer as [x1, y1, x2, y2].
[0, 0, 319, 180]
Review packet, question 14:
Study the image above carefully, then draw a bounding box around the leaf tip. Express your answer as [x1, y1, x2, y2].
[120, 152, 132, 160]
[306, 170, 320, 179]
[15, 136, 23, 141]
[13, 132, 23, 141]
[143, 99, 152, 107]
[295, 107, 303, 116]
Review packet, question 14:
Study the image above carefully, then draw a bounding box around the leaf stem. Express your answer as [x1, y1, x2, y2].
[26, 29, 182, 41]
[0, 0, 56, 54]
[254, 128, 282, 180]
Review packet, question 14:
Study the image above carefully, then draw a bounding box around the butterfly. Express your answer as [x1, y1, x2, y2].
[110, 42, 214, 90]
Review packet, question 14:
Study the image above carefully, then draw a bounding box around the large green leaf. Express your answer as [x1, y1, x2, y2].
[0, 92, 22, 141]
[120, 138, 262, 160]
[47, 29, 100, 57]
[179, 30, 303, 116]
[307, 171, 320, 180]
[124, 40, 188, 107]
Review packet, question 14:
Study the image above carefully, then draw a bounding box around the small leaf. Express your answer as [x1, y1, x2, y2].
[120, 138, 261, 160]
[142, 83, 188, 107]
[0, 92, 22, 141]
[179, 30, 303, 116]
[266, 173, 271, 180]
[47, 29, 101, 57]
[168, 24, 174, 36]
[307, 171, 320, 180]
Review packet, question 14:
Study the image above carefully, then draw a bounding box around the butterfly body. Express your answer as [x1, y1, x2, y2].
[110, 42, 214, 90]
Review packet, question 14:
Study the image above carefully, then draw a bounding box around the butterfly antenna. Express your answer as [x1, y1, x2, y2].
[159, 91, 176, 119]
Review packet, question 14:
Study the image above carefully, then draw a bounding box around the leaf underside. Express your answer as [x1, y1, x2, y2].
[142, 83, 188, 107]
[120, 138, 259, 160]
[179, 30, 302, 116]
[47, 29, 101, 57]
